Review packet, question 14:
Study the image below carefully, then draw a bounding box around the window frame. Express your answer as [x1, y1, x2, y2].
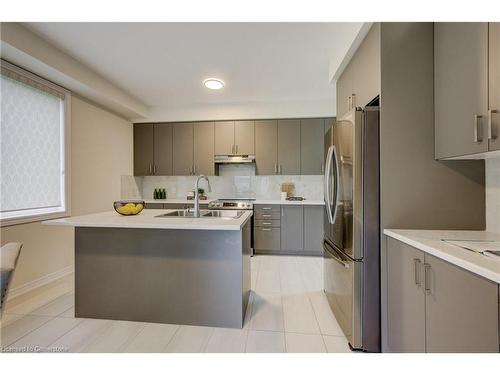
[0, 59, 71, 227]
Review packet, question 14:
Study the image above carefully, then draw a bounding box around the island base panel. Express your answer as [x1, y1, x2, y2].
[74, 223, 251, 329]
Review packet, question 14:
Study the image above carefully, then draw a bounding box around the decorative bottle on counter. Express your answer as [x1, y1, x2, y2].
[162, 189, 167, 199]
[153, 189, 158, 199]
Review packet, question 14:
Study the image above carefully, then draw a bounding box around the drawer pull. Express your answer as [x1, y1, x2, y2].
[261, 228, 273, 231]
[261, 207, 272, 210]
[262, 214, 272, 218]
[262, 222, 272, 225]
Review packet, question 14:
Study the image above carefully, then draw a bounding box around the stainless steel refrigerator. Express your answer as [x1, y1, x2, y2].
[323, 105, 380, 352]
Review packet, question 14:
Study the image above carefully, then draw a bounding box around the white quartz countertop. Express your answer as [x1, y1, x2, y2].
[384, 229, 500, 283]
[43, 209, 253, 231]
[144, 198, 324, 206]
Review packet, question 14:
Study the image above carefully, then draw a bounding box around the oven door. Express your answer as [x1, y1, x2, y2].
[323, 239, 363, 349]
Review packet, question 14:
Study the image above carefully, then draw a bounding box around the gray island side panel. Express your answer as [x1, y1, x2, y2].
[74, 222, 251, 329]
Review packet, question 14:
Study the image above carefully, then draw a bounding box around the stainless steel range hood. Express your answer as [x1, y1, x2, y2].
[214, 155, 255, 164]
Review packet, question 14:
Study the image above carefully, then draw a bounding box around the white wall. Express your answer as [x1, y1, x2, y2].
[486, 158, 500, 233]
[1, 96, 133, 290]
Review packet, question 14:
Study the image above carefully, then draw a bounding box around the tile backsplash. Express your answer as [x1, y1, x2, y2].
[486, 158, 500, 234]
[121, 164, 324, 201]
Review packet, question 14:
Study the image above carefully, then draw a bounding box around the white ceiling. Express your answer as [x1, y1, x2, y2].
[24, 22, 362, 120]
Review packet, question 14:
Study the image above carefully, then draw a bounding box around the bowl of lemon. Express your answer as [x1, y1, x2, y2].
[113, 200, 145, 216]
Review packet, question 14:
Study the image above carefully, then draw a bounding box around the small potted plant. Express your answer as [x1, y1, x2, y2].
[197, 188, 207, 200]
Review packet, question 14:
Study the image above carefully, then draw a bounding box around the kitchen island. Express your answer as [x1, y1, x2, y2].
[43, 209, 252, 329]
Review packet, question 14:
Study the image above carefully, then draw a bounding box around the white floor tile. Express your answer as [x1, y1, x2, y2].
[282, 294, 320, 334]
[164, 325, 214, 353]
[29, 293, 74, 317]
[249, 292, 284, 332]
[82, 320, 144, 353]
[255, 268, 281, 293]
[245, 330, 285, 353]
[322, 335, 352, 353]
[1, 315, 53, 347]
[59, 306, 75, 318]
[122, 322, 179, 353]
[285, 332, 326, 353]
[308, 291, 344, 336]
[204, 328, 248, 353]
[9, 317, 82, 350]
[51, 318, 112, 352]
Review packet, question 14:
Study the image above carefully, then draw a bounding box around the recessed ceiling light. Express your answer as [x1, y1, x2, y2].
[203, 78, 224, 90]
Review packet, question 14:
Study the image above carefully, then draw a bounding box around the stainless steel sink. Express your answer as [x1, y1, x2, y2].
[202, 210, 245, 219]
[155, 210, 244, 219]
[155, 210, 209, 218]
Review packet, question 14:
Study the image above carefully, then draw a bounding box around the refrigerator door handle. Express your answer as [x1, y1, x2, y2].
[331, 145, 340, 224]
[324, 146, 334, 224]
[323, 241, 350, 269]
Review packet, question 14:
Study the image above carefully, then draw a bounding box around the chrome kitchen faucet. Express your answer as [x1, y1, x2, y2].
[194, 175, 212, 217]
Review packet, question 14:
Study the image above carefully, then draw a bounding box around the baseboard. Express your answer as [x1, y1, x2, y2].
[7, 265, 74, 301]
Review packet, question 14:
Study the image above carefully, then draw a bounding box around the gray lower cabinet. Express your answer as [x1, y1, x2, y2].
[434, 23, 489, 159]
[301, 119, 325, 175]
[386, 238, 426, 352]
[173, 123, 194, 176]
[277, 120, 301, 175]
[489, 23, 500, 152]
[386, 237, 499, 353]
[154, 123, 173, 175]
[303, 206, 324, 253]
[254, 204, 323, 255]
[255, 120, 278, 175]
[281, 206, 303, 252]
[193, 122, 214, 175]
[134, 124, 154, 176]
[425, 253, 499, 353]
[144, 202, 165, 209]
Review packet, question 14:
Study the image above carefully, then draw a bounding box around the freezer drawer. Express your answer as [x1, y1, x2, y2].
[323, 240, 362, 349]
[254, 226, 281, 251]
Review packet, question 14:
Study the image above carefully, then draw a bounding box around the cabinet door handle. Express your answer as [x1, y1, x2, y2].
[274, 163, 278, 174]
[413, 258, 422, 287]
[262, 222, 272, 225]
[235, 144, 238, 154]
[279, 164, 283, 174]
[351, 93, 356, 109]
[348, 96, 351, 110]
[231, 144, 235, 154]
[261, 228, 272, 231]
[193, 164, 196, 175]
[153, 164, 157, 175]
[474, 114, 484, 142]
[149, 164, 153, 175]
[423, 263, 431, 294]
[488, 109, 499, 140]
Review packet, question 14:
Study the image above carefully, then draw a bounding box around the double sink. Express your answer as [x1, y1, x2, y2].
[156, 210, 245, 219]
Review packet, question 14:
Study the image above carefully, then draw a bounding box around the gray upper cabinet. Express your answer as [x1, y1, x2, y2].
[489, 23, 500, 151]
[214, 120, 255, 155]
[386, 237, 499, 353]
[424, 253, 499, 353]
[255, 120, 278, 175]
[300, 119, 325, 175]
[134, 124, 154, 176]
[336, 23, 380, 119]
[280, 206, 303, 252]
[194, 122, 214, 176]
[434, 23, 489, 159]
[214, 121, 234, 155]
[277, 120, 301, 175]
[173, 123, 194, 176]
[234, 121, 254, 155]
[386, 238, 426, 352]
[303, 206, 324, 253]
[153, 123, 173, 176]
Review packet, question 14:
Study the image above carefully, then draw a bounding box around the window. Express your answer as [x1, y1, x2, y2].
[0, 60, 71, 226]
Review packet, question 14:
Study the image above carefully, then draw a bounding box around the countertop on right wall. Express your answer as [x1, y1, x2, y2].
[384, 229, 500, 283]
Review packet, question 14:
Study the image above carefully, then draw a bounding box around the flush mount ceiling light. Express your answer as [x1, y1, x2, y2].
[203, 78, 224, 90]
